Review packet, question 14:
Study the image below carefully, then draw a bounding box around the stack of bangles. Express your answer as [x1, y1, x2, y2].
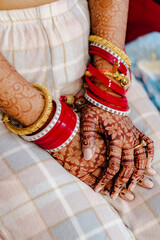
[2, 84, 79, 152]
[84, 35, 132, 116]
[2, 35, 131, 151]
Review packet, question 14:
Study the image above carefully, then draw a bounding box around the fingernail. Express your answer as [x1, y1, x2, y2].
[147, 162, 151, 169]
[104, 191, 110, 196]
[111, 193, 119, 200]
[83, 148, 93, 160]
[146, 167, 156, 176]
[144, 178, 154, 188]
[125, 191, 134, 201]
[95, 186, 103, 192]
[130, 184, 136, 191]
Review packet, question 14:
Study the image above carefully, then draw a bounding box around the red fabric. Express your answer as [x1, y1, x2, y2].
[126, 0, 160, 43]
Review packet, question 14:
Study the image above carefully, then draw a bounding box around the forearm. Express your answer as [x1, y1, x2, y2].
[0, 53, 45, 126]
[88, 0, 129, 94]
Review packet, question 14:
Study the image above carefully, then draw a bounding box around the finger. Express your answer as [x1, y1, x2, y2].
[137, 175, 154, 189]
[94, 139, 122, 192]
[80, 173, 97, 187]
[140, 134, 154, 169]
[144, 167, 156, 176]
[119, 188, 135, 202]
[128, 146, 146, 191]
[81, 105, 98, 160]
[111, 148, 134, 200]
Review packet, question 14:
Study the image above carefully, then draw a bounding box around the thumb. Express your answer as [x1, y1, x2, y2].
[81, 109, 98, 161]
[83, 147, 96, 161]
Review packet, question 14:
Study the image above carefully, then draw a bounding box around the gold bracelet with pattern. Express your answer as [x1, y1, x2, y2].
[89, 35, 131, 67]
[2, 83, 53, 135]
[85, 70, 130, 87]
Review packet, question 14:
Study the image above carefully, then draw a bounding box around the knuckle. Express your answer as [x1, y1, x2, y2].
[112, 165, 120, 175]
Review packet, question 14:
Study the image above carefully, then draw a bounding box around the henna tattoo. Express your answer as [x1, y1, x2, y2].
[0, 54, 45, 126]
[81, 103, 154, 196]
[89, 0, 129, 49]
[52, 102, 154, 201]
[88, 0, 129, 95]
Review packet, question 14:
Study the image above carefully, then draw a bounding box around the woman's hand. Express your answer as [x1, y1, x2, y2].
[81, 103, 154, 199]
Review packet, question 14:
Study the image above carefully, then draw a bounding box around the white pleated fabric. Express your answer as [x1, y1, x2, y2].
[0, 0, 90, 99]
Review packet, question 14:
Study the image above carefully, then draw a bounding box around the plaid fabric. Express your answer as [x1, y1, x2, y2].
[0, 0, 90, 99]
[0, 128, 135, 240]
[0, 0, 134, 239]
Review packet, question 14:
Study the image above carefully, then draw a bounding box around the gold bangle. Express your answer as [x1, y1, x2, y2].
[2, 83, 53, 135]
[89, 35, 131, 67]
[84, 70, 131, 87]
[104, 71, 130, 87]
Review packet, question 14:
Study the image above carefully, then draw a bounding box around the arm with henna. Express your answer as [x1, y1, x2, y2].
[81, 0, 155, 200]
[0, 53, 45, 126]
[0, 53, 110, 195]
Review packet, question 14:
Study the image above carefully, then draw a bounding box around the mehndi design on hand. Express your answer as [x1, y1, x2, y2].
[81, 103, 154, 199]
[51, 103, 154, 201]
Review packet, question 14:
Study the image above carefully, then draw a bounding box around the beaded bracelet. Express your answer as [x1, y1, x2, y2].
[89, 35, 131, 67]
[2, 84, 53, 135]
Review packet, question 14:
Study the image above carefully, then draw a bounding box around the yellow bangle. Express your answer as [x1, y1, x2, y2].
[2, 83, 53, 135]
[89, 35, 131, 67]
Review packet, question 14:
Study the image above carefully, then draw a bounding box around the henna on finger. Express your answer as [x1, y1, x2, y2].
[124, 117, 154, 170]
[111, 148, 134, 199]
[140, 133, 154, 169]
[128, 146, 147, 191]
[94, 139, 122, 192]
[81, 104, 99, 160]
[52, 103, 154, 202]
[144, 167, 156, 176]
[119, 188, 135, 202]
[137, 175, 154, 189]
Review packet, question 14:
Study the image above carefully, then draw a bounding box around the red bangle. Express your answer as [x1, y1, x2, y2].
[36, 107, 77, 149]
[89, 45, 127, 75]
[87, 64, 127, 96]
[85, 76, 128, 108]
[86, 89, 129, 111]
[31, 101, 78, 151]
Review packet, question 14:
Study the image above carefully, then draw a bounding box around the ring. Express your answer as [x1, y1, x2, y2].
[134, 140, 147, 150]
